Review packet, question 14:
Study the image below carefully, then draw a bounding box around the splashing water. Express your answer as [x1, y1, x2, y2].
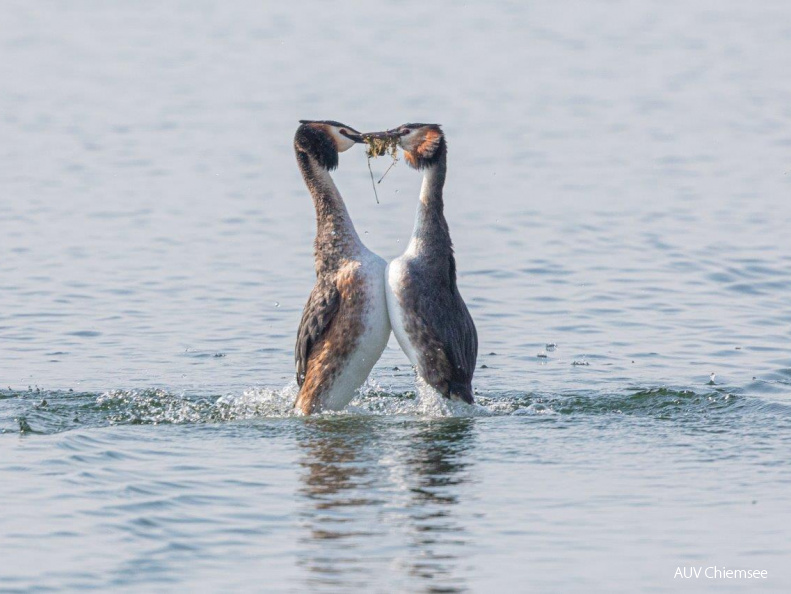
[0, 382, 753, 436]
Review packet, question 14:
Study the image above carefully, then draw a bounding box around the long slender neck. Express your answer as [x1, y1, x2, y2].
[296, 151, 362, 272]
[407, 148, 452, 261]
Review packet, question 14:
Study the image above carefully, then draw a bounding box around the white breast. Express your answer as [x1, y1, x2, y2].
[385, 257, 419, 366]
[320, 251, 391, 411]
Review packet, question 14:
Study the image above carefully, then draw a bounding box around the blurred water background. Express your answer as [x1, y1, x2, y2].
[1, 0, 790, 591]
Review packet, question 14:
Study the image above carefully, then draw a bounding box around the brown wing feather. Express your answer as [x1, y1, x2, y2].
[294, 262, 367, 414]
[295, 281, 340, 387]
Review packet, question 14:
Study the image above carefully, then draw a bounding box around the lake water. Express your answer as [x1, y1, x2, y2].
[2, 1, 790, 591]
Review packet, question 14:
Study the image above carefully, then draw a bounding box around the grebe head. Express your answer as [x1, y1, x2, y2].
[367, 123, 445, 170]
[294, 120, 364, 170]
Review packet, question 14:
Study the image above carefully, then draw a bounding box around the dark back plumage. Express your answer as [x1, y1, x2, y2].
[394, 128, 478, 403]
[295, 281, 340, 386]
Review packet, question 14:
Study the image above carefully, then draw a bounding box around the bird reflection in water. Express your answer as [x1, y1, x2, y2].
[295, 417, 387, 591]
[295, 416, 476, 593]
[402, 418, 475, 592]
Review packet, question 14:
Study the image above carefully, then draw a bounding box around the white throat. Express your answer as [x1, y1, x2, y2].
[406, 165, 439, 256]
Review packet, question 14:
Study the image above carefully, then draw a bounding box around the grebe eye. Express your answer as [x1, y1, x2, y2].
[402, 128, 410, 135]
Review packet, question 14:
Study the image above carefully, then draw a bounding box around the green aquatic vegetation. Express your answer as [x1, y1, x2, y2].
[363, 134, 400, 204]
[363, 135, 399, 159]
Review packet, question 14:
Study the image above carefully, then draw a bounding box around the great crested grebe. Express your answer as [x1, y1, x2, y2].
[292, 120, 391, 414]
[367, 124, 478, 403]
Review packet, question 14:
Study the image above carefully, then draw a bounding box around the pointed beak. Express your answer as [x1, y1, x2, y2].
[341, 130, 364, 143]
[362, 129, 403, 142]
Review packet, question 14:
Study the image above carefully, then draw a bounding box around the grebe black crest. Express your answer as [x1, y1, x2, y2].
[366, 123, 478, 404]
[292, 120, 391, 415]
[295, 120, 363, 170]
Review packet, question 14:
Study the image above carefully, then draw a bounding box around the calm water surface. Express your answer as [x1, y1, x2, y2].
[2, 1, 790, 592]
